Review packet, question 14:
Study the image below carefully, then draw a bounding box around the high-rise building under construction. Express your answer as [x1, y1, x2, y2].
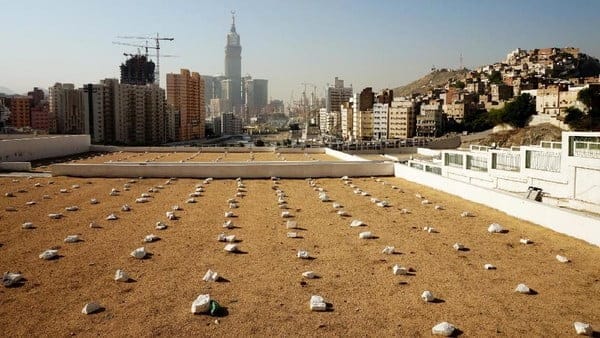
[120, 54, 155, 85]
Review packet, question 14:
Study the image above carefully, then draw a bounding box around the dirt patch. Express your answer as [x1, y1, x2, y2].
[0, 175, 598, 336]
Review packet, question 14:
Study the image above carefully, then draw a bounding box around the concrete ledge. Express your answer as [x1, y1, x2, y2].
[89, 145, 327, 154]
[0, 162, 32, 171]
[325, 148, 371, 161]
[0, 135, 90, 162]
[394, 163, 600, 246]
[51, 161, 394, 179]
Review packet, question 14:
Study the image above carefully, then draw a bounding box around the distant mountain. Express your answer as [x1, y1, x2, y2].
[0, 86, 15, 95]
[392, 69, 469, 97]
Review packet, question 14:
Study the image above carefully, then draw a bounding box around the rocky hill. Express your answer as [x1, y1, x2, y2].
[392, 68, 470, 97]
[462, 123, 563, 148]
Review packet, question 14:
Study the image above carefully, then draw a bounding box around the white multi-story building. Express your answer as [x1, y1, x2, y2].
[340, 100, 354, 141]
[372, 103, 388, 140]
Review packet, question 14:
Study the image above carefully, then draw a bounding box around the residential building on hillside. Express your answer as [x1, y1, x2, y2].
[388, 98, 416, 139]
[417, 102, 443, 137]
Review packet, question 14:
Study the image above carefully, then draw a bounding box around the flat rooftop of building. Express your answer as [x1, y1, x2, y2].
[0, 174, 598, 336]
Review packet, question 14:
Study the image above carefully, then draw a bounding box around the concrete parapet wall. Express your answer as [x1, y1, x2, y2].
[394, 163, 600, 246]
[52, 161, 394, 179]
[325, 148, 370, 161]
[89, 145, 327, 154]
[0, 135, 90, 162]
[0, 162, 32, 171]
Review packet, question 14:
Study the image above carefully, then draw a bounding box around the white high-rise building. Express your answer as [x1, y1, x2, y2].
[372, 103, 389, 140]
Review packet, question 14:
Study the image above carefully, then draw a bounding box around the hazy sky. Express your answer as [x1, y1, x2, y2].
[2, 0, 599, 101]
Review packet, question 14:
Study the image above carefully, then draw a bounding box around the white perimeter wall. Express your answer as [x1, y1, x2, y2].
[325, 148, 371, 161]
[395, 163, 600, 247]
[89, 145, 327, 154]
[52, 161, 394, 179]
[0, 135, 90, 162]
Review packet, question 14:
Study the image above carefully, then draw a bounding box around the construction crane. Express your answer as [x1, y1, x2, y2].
[122, 52, 179, 58]
[114, 33, 174, 86]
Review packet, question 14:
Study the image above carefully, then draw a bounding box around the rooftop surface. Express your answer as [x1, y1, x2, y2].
[0, 174, 598, 336]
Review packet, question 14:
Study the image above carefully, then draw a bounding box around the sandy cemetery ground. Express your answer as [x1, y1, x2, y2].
[0, 174, 599, 336]
[66, 151, 338, 164]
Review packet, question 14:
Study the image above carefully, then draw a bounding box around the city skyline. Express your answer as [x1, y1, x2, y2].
[2, 0, 600, 101]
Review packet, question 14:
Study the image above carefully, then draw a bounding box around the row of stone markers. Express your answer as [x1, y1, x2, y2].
[192, 177, 245, 316]
[339, 176, 588, 336]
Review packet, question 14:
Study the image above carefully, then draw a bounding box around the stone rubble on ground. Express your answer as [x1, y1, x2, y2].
[144, 234, 159, 243]
[488, 223, 506, 233]
[224, 243, 238, 252]
[155, 222, 167, 230]
[48, 213, 63, 219]
[2, 272, 24, 287]
[21, 222, 35, 229]
[392, 264, 407, 275]
[359, 231, 374, 239]
[453, 243, 465, 251]
[287, 232, 299, 238]
[382, 246, 395, 254]
[25, 201, 36, 206]
[309, 295, 327, 311]
[224, 211, 234, 218]
[484, 263, 496, 270]
[461, 211, 473, 217]
[166, 211, 177, 220]
[432, 322, 456, 336]
[65, 206, 79, 212]
[89, 222, 101, 229]
[281, 211, 292, 218]
[573, 322, 593, 336]
[297, 250, 309, 259]
[82, 302, 102, 315]
[106, 213, 118, 220]
[90, 198, 99, 205]
[302, 271, 318, 279]
[434, 205, 444, 210]
[337, 210, 349, 216]
[64, 235, 82, 243]
[556, 255, 570, 263]
[39, 249, 58, 260]
[191, 294, 211, 314]
[350, 220, 365, 227]
[376, 201, 389, 208]
[114, 269, 129, 282]
[203, 269, 219, 282]
[130, 247, 147, 259]
[286, 220, 297, 229]
[514, 283, 531, 294]
[186, 198, 196, 204]
[421, 290, 435, 302]
[519, 238, 532, 244]
[217, 233, 237, 243]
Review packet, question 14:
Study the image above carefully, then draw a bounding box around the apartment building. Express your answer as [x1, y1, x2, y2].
[389, 98, 416, 139]
[166, 69, 205, 141]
